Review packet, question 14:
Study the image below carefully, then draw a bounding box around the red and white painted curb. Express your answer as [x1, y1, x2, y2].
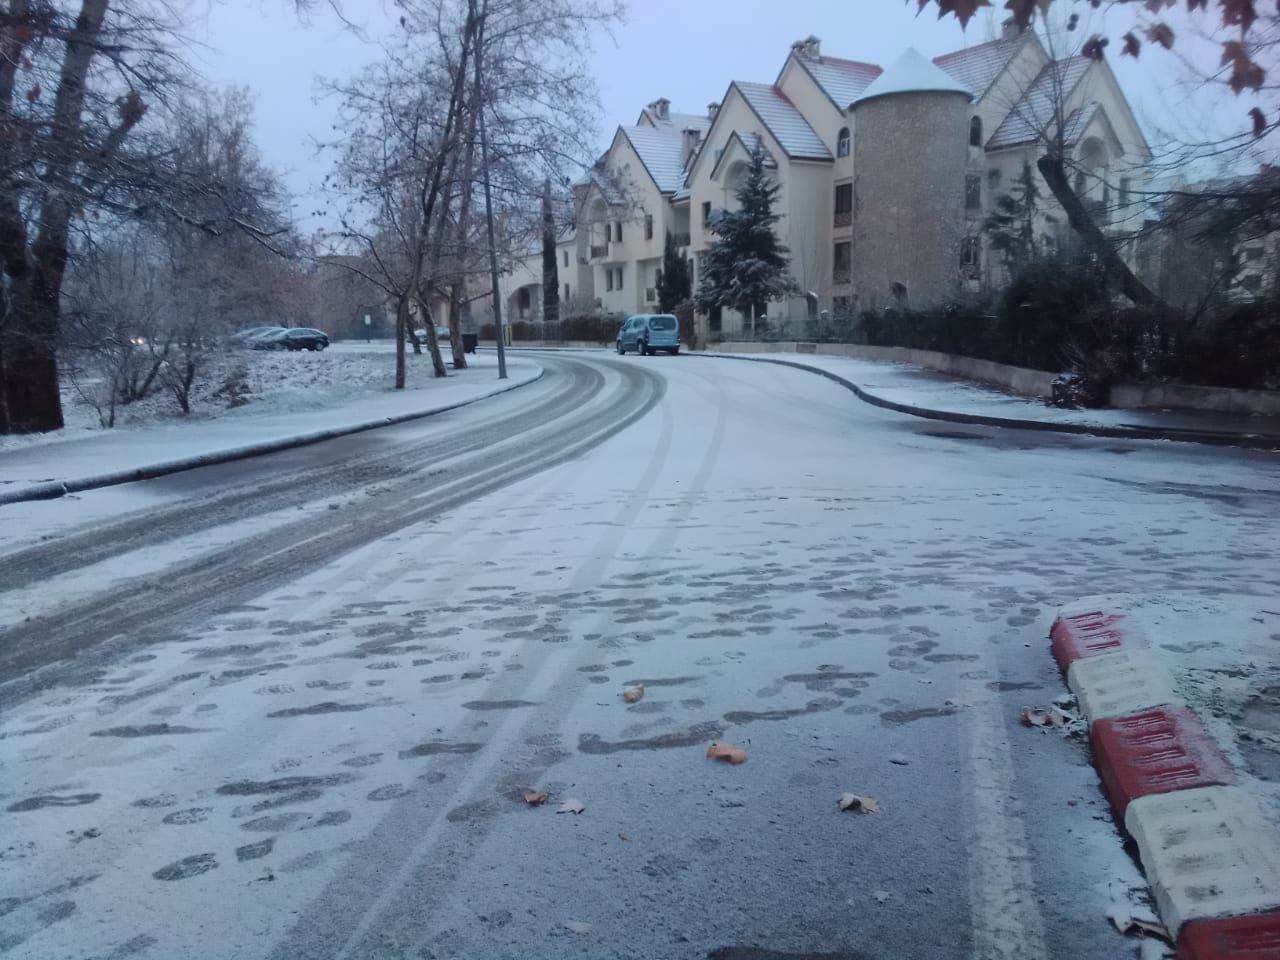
[1051, 598, 1280, 960]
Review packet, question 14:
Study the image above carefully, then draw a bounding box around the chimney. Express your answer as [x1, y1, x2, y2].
[791, 35, 821, 60]
[1001, 17, 1023, 41]
[707, 101, 720, 122]
[681, 128, 701, 166]
[650, 97, 670, 121]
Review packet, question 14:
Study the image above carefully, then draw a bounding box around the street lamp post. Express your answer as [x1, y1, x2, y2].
[473, 9, 507, 380]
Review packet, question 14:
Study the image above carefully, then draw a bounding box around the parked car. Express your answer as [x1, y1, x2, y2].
[277, 328, 330, 351]
[248, 327, 290, 350]
[411, 325, 453, 344]
[616, 314, 679, 355]
[230, 325, 283, 347]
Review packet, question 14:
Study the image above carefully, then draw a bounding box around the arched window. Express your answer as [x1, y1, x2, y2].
[837, 127, 850, 157]
[969, 116, 982, 147]
[517, 287, 531, 318]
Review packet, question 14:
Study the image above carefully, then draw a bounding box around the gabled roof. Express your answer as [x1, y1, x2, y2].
[933, 35, 1024, 102]
[710, 131, 778, 180]
[1060, 100, 1103, 146]
[854, 47, 972, 105]
[638, 105, 712, 136]
[732, 81, 832, 160]
[620, 124, 691, 195]
[791, 54, 882, 111]
[581, 165, 627, 205]
[987, 55, 1091, 148]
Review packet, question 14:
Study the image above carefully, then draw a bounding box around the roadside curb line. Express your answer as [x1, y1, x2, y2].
[1051, 599, 1280, 958]
[694, 353, 1280, 451]
[0, 366, 545, 507]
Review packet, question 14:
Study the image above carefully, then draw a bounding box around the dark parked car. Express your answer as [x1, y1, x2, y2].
[278, 328, 329, 351]
[230, 325, 284, 347]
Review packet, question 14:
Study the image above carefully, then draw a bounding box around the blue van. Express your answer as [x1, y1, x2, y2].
[616, 314, 680, 355]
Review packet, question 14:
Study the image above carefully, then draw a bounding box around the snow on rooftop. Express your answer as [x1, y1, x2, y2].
[733, 81, 831, 160]
[853, 47, 973, 105]
[933, 35, 1023, 102]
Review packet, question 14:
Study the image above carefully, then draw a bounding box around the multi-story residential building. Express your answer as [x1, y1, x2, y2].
[497, 24, 1152, 342]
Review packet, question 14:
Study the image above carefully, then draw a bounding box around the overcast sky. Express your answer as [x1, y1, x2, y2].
[192, 0, 1224, 231]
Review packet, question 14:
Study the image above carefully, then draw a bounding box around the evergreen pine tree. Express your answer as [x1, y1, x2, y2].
[983, 162, 1056, 274]
[695, 147, 799, 334]
[657, 231, 691, 313]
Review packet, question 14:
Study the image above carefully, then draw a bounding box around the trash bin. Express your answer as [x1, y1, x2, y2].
[462, 333, 478, 355]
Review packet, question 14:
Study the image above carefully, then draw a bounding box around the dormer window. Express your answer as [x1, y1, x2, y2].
[970, 116, 982, 147]
[837, 127, 850, 157]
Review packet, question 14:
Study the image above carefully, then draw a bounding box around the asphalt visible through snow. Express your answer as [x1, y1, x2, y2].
[2, 351, 1277, 960]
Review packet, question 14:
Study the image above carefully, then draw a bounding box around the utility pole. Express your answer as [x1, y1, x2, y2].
[473, 3, 507, 380]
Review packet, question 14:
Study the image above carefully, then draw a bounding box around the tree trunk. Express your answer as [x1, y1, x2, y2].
[1, 278, 63, 432]
[1036, 154, 1165, 310]
[446, 88, 481, 371]
[395, 295, 408, 389]
[1, 0, 126, 433]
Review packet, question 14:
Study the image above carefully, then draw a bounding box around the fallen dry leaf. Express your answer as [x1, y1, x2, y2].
[872, 890, 891, 904]
[1111, 914, 1172, 943]
[556, 798, 586, 815]
[706, 741, 747, 764]
[1022, 705, 1081, 729]
[563, 920, 592, 935]
[838, 792, 880, 813]
[623, 684, 644, 703]
[523, 791, 548, 806]
[619, 832, 631, 841]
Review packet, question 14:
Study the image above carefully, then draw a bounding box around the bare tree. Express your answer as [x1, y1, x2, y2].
[0, 3, 297, 434]
[322, 0, 621, 383]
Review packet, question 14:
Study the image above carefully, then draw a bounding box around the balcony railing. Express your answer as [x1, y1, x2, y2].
[833, 210, 852, 228]
[672, 232, 691, 247]
[590, 244, 608, 260]
[833, 269, 851, 285]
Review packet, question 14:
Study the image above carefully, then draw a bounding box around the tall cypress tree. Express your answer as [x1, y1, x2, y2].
[657, 231, 691, 313]
[695, 147, 799, 334]
[541, 178, 560, 324]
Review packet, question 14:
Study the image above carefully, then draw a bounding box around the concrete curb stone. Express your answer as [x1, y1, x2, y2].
[0, 366, 544, 507]
[1052, 601, 1280, 958]
[1067, 649, 1185, 720]
[693, 353, 1280, 451]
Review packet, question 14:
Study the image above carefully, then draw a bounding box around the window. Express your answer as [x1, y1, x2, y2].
[960, 237, 980, 269]
[701, 201, 712, 228]
[834, 183, 852, 227]
[969, 116, 982, 147]
[615, 221, 623, 243]
[837, 127, 850, 157]
[1119, 177, 1131, 209]
[517, 287, 531, 318]
[655, 268, 663, 287]
[833, 241, 851, 284]
[606, 269, 613, 292]
[564, 283, 571, 300]
[832, 295, 851, 316]
[615, 266, 624, 291]
[644, 214, 653, 240]
[965, 174, 981, 212]
[563, 250, 569, 267]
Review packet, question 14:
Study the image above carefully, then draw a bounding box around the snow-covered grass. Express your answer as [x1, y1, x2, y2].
[0, 345, 540, 493]
[0, 340, 465, 454]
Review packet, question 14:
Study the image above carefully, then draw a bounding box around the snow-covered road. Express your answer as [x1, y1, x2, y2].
[2, 352, 1277, 959]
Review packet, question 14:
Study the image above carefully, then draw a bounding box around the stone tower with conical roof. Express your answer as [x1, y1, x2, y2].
[851, 47, 973, 309]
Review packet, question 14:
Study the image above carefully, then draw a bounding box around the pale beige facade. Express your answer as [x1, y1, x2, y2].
[499, 26, 1153, 341]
